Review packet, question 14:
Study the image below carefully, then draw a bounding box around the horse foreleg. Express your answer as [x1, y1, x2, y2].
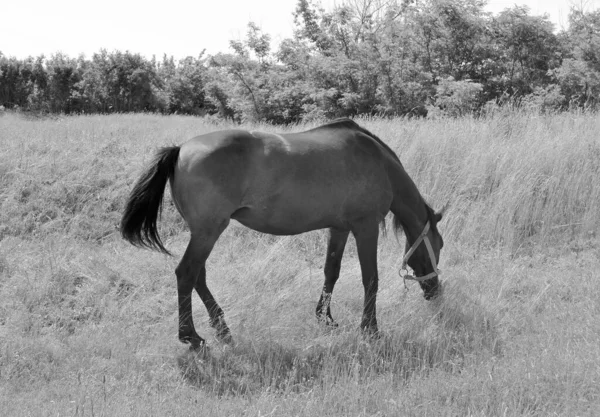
[353, 220, 380, 335]
[316, 228, 350, 326]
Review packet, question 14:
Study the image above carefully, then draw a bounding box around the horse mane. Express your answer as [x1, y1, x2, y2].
[392, 200, 440, 238]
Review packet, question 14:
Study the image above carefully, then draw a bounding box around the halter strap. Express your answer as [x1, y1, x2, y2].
[399, 221, 440, 285]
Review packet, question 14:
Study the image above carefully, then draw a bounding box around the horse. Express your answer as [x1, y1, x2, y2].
[120, 119, 445, 349]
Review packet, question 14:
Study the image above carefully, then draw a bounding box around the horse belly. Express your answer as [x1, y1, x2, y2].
[231, 185, 383, 235]
[231, 200, 339, 235]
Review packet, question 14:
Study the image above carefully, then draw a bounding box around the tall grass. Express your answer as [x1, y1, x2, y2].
[0, 112, 598, 415]
[359, 113, 600, 251]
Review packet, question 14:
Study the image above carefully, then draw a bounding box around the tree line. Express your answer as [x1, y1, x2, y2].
[1, 0, 599, 122]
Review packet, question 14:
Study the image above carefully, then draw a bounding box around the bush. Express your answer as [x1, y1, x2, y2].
[521, 84, 565, 112]
[428, 77, 483, 118]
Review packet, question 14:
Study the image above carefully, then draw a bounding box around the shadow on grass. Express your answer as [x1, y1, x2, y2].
[177, 284, 502, 396]
[177, 341, 324, 396]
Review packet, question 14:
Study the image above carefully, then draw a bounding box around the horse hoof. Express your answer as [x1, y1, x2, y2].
[179, 334, 206, 349]
[363, 331, 381, 341]
[189, 345, 210, 360]
[360, 325, 380, 339]
[217, 331, 234, 345]
[371, 330, 382, 340]
[326, 319, 339, 328]
[317, 315, 338, 328]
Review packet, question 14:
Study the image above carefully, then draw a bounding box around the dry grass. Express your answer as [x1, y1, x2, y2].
[0, 112, 599, 416]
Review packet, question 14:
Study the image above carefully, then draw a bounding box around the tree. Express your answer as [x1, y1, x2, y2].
[552, 6, 600, 109]
[168, 56, 207, 114]
[0, 54, 35, 109]
[491, 6, 560, 96]
[565, 7, 600, 71]
[103, 51, 160, 112]
[554, 58, 600, 109]
[45, 53, 81, 113]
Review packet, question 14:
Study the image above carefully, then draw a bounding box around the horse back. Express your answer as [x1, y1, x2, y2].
[173, 126, 395, 233]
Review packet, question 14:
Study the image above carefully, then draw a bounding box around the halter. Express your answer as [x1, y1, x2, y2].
[399, 221, 441, 287]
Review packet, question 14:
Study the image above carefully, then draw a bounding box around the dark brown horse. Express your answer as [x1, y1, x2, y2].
[121, 119, 445, 349]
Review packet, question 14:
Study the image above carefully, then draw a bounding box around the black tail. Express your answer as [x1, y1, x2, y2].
[120, 146, 181, 255]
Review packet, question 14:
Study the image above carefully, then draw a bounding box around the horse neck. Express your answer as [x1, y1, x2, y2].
[389, 163, 429, 241]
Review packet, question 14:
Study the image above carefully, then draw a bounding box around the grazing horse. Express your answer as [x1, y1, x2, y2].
[121, 119, 445, 349]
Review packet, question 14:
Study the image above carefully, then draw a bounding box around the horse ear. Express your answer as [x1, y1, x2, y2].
[435, 201, 450, 223]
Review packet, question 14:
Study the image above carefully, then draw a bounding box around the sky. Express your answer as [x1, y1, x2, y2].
[1, 0, 598, 61]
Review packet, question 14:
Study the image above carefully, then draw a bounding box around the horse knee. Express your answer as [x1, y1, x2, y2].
[175, 263, 197, 290]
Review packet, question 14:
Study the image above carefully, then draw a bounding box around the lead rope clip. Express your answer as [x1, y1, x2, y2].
[399, 268, 410, 290]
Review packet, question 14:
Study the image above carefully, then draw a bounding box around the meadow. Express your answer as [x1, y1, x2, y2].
[0, 111, 599, 416]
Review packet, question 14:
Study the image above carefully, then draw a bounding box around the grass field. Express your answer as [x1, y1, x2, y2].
[1, 111, 599, 416]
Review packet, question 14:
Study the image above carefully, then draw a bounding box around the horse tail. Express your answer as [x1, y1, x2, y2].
[120, 146, 181, 255]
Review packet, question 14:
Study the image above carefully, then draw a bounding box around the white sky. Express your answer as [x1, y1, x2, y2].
[1, 0, 598, 60]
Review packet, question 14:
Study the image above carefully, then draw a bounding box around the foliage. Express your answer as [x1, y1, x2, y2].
[1, 1, 600, 120]
[553, 58, 600, 109]
[0, 50, 207, 115]
[520, 84, 565, 112]
[428, 76, 483, 117]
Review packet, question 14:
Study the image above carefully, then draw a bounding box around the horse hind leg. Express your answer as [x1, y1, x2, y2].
[175, 219, 229, 349]
[194, 266, 232, 344]
[316, 228, 350, 327]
